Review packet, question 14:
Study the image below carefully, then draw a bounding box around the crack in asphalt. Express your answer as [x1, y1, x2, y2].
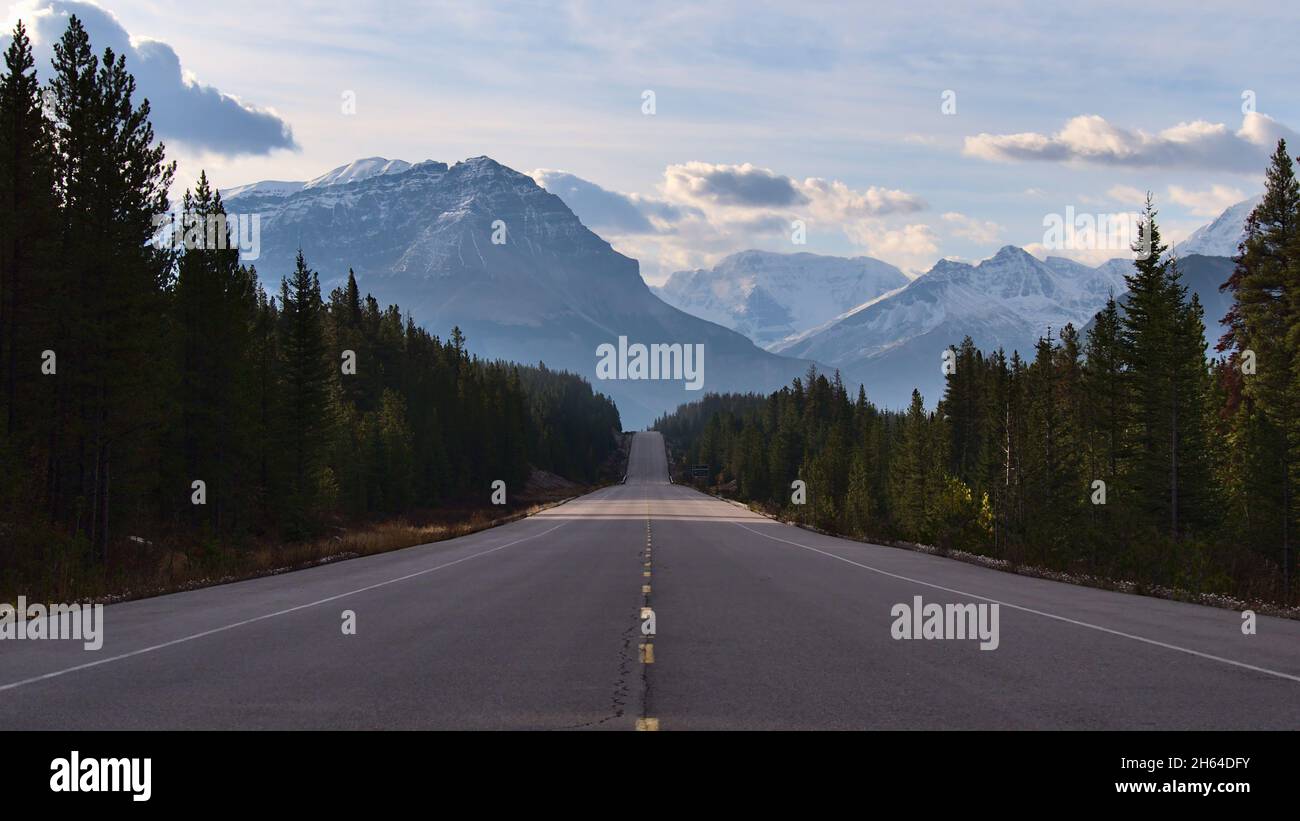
[552, 612, 637, 730]
[557, 504, 655, 731]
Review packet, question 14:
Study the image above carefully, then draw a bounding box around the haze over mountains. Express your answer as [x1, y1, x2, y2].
[223, 157, 815, 428]
[653, 251, 909, 349]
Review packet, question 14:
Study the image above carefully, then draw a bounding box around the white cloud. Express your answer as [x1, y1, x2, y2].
[663, 162, 807, 208]
[842, 222, 938, 274]
[941, 211, 1001, 244]
[538, 162, 931, 278]
[662, 161, 925, 217]
[797, 175, 927, 220]
[1166, 183, 1248, 217]
[531, 169, 689, 234]
[1105, 184, 1147, 205]
[964, 112, 1296, 173]
[12, 0, 296, 156]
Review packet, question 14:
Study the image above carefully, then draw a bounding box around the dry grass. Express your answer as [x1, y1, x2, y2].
[6, 439, 634, 607]
[118, 498, 575, 605]
[2, 495, 583, 608]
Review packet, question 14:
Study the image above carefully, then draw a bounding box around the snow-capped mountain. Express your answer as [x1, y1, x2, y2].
[223, 156, 815, 427]
[652, 250, 909, 349]
[219, 179, 305, 200]
[774, 246, 1132, 409]
[1174, 196, 1260, 258]
[220, 157, 413, 200]
[303, 157, 412, 189]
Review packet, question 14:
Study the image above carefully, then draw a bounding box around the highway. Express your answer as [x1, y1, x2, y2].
[1, 431, 1298, 729]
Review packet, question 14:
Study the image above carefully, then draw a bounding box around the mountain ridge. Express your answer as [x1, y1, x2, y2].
[224, 155, 817, 427]
[774, 245, 1135, 408]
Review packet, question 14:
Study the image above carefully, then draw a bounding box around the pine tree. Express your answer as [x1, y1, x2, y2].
[1022, 331, 1066, 563]
[1221, 140, 1300, 592]
[1120, 197, 1213, 545]
[844, 445, 873, 537]
[891, 389, 932, 540]
[0, 21, 57, 440]
[1082, 297, 1125, 568]
[1084, 298, 1124, 482]
[170, 173, 260, 533]
[47, 16, 174, 559]
[278, 250, 332, 537]
[941, 336, 986, 490]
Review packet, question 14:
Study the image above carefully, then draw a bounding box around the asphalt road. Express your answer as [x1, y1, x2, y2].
[2, 431, 1298, 729]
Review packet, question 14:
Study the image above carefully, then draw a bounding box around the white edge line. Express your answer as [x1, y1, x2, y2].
[734, 521, 1300, 685]
[0, 520, 571, 693]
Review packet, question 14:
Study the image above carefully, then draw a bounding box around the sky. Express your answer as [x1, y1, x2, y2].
[5, 0, 1297, 282]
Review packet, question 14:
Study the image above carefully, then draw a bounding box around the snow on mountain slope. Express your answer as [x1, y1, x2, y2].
[1175, 196, 1260, 258]
[1043, 256, 1130, 304]
[303, 157, 412, 189]
[219, 179, 305, 200]
[778, 247, 1115, 359]
[220, 158, 412, 202]
[775, 246, 1136, 409]
[223, 156, 815, 427]
[652, 250, 908, 349]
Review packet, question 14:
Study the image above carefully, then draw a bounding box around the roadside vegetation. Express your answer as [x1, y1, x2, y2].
[658, 144, 1300, 609]
[0, 17, 623, 603]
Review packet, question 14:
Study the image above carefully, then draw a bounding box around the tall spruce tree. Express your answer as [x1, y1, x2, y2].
[1119, 198, 1212, 545]
[48, 17, 174, 559]
[278, 250, 332, 537]
[171, 173, 259, 532]
[1220, 140, 1300, 591]
[0, 22, 56, 440]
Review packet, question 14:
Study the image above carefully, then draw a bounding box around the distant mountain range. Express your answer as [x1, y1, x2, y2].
[657, 197, 1253, 409]
[652, 250, 909, 349]
[773, 247, 1237, 409]
[224, 158, 1255, 419]
[772, 247, 1127, 406]
[223, 157, 815, 428]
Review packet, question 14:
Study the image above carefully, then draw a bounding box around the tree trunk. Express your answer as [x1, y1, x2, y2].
[102, 441, 110, 567]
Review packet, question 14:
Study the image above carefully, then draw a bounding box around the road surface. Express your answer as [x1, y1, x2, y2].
[2, 431, 1298, 729]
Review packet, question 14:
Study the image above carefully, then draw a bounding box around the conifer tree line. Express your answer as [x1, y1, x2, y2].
[0, 17, 620, 584]
[658, 146, 1300, 604]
